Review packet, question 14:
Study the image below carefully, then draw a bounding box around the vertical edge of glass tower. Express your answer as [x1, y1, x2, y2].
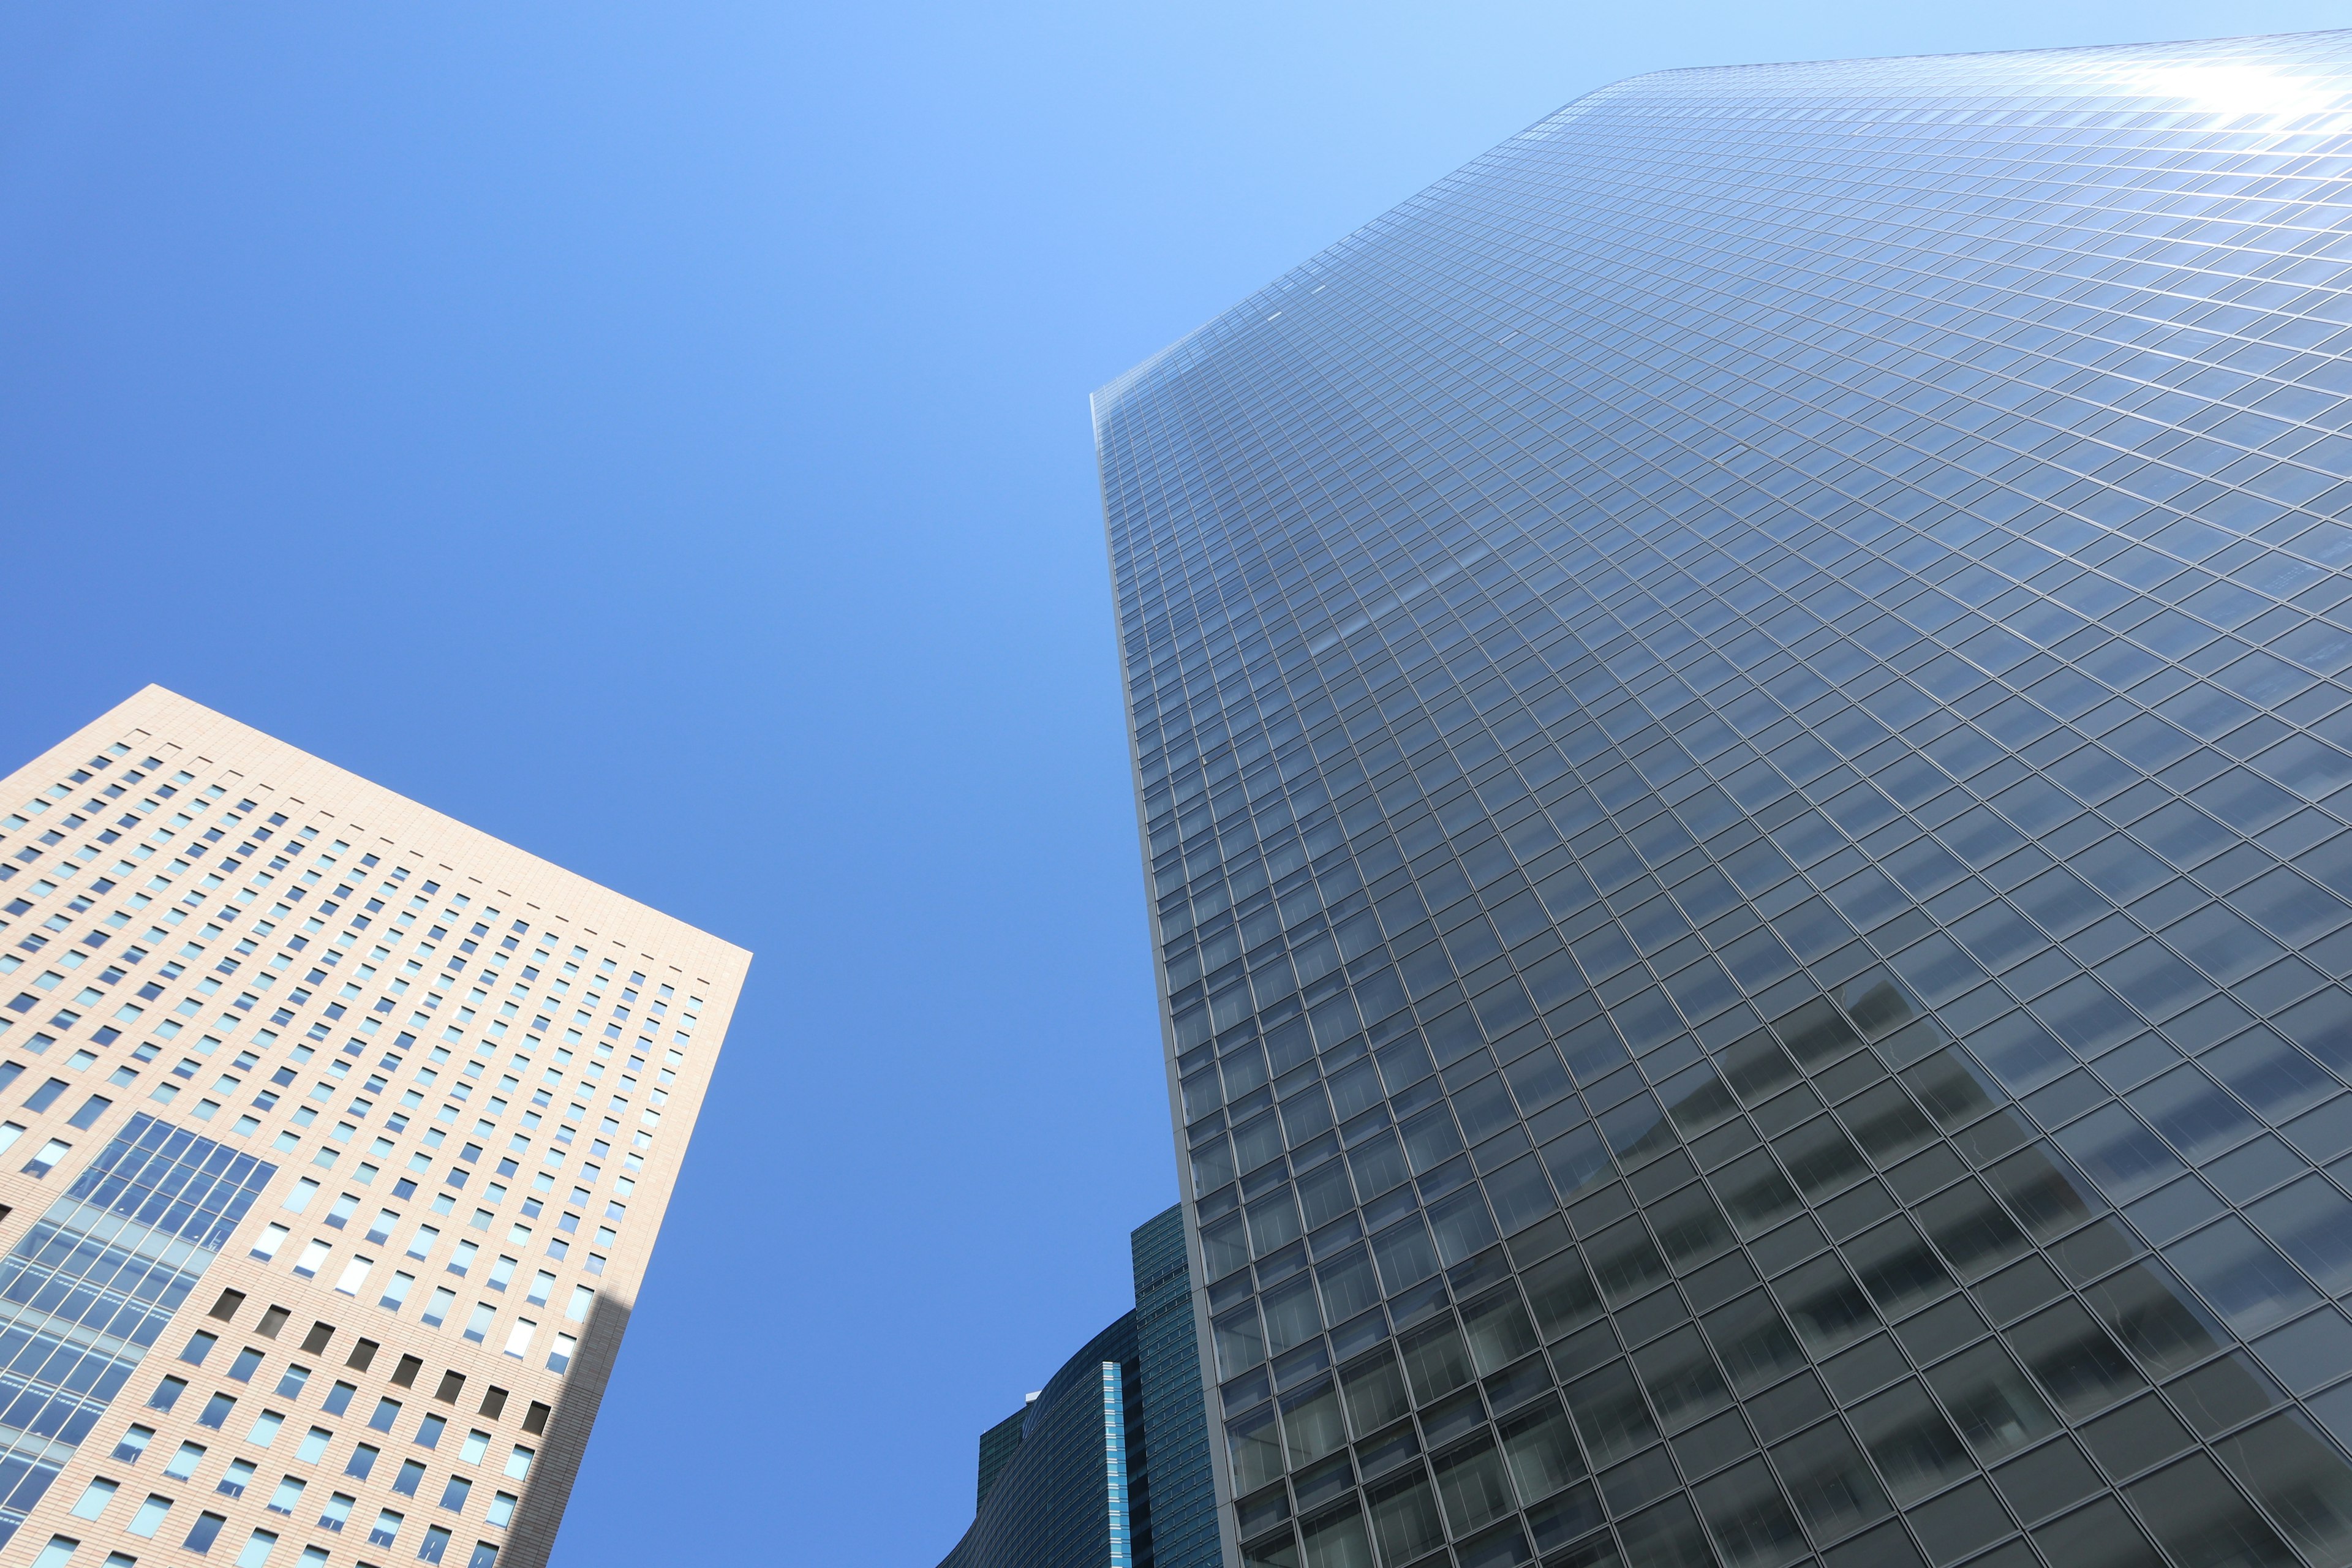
[1098, 29, 2352, 1568]
[1134, 1204, 1223, 1568]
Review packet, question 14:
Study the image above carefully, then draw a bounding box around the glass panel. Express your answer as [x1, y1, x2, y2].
[1849, 1381, 1972, 1504]
[1496, 1400, 1584, 1504]
[1694, 1457, 1807, 1568]
[1927, 1343, 2054, 1461]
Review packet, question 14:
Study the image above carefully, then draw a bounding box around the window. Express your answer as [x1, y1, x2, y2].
[407, 1225, 439, 1260]
[282, 1179, 318, 1214]
[370, 1397, 401, 1433]
[251, 1224, 289, 1261]
[26, 1139, 72, 1175]
[423, 1288, 456, 1329]
[247, 1411, 283, 1447]
[292, 1240, 329, 1278]
[227, 1347, 263, 1382]
[218, 1460, 254, 1498]
[366, 1210, 398, 1246]
[165, 1443, 205, 1480]
[565, 1285, 593, 1322]
[547, 1335, 575, 1374]
[459, 1430, 489, 1465]
[112, 1425, 153, 1463]
[333, 1256, 371, 1295]
[525, 1272, 553, 1307]
[69, 1479, 117, 1520]
[466, 1545, 499, 1568]
[416, 1414, 446, 1448]
[485, 1494, 516, 1529]
[448, 1241, 478, 1276]
[296, 1427, 331, 1464]
[195, 1393, 234, 1429]
[381, 1272, 414, 1310]
[438, 1476, 471, 1512]
[501, 1319, 533, 1359]
[420, 1525, 452, 1564]
[325, 1194, 358, 1228]
[126, 1496, 171, 1538]
[233, 1528, 277, 1568]
[463, 1305, 494, 1344]
[319, 1494, 354, 1533]
[503, 1446, 532, 1481]
[266, 1477, 304, 1517]
[323, 1381, 356, 1416]
[180, 1331, 217, 1366]
[393, 1460, 426, 1497]
[346, 1444, 379, 1481]
[29, 1538, 78, 1568]
[368, 1509, 403, 1548]
[274, 1365, 309, 1399]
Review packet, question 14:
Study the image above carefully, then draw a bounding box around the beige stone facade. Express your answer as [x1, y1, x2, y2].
[0, 687, 747, 1568]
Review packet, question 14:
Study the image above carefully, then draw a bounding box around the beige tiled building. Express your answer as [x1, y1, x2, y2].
[0, 687, 746, 1568]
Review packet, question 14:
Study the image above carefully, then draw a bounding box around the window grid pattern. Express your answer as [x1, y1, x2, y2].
[1131, 1206, 1223, 1568]
[0, 1117, 270, 1550]
[0, 689, 747, 1568]
[1108, 1361, 1134, 1568]
[1099, 30, 2352, 1568]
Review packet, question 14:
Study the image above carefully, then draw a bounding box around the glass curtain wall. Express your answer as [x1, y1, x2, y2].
[1097, 30, 2352, 1568]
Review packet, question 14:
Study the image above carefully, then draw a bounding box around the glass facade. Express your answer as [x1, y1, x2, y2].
[1134, 1205, 1224, 1568]
[940, 1206, 1221, 1568]
[1095, 30, 2352, 1568]
[0, 1115, 273, 1548]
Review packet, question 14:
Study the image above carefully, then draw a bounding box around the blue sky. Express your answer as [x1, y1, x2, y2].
[0, 2, 2343, 1562]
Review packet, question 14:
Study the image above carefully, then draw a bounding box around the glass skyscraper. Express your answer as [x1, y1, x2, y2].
[937, 1206, 1221, 1568]
[1096, 29, 2352, 1568]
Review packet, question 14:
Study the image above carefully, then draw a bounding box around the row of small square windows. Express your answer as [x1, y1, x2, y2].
[23, 1283, 548, 1568]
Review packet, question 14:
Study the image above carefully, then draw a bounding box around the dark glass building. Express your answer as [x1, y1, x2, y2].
[938, 1207, 1223, 1568]
[1095, 30, 2352, 1568]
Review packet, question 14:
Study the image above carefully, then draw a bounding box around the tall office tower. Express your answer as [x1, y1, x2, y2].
[0, 687, 744, 1568]
[940, 1206, 1222, 1568]
[1095, 30, 2352, 1568]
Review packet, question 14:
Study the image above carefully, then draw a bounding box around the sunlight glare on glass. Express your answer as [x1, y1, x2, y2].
[2116, 59, 2345, 119]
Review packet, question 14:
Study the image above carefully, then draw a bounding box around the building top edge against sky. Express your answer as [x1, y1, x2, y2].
[1090, 26, 2352, 423]
[18, 686, 753, 978]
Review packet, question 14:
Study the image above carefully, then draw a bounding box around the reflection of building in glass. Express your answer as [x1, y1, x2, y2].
[937, 1207, 1220, 1568]
[1095, 31, 2352, 1568]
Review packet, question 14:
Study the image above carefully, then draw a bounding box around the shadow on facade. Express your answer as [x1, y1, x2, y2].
[499, 1293, 630, 1568]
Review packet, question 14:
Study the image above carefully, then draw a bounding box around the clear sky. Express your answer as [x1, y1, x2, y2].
[0, 2, 2343, 1562]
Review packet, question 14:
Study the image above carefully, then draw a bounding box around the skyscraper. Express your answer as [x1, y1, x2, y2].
[0, 687, 744, 1568]
[1096, 30, 2352, 1568]
[938, 1206, 1222, 1568]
